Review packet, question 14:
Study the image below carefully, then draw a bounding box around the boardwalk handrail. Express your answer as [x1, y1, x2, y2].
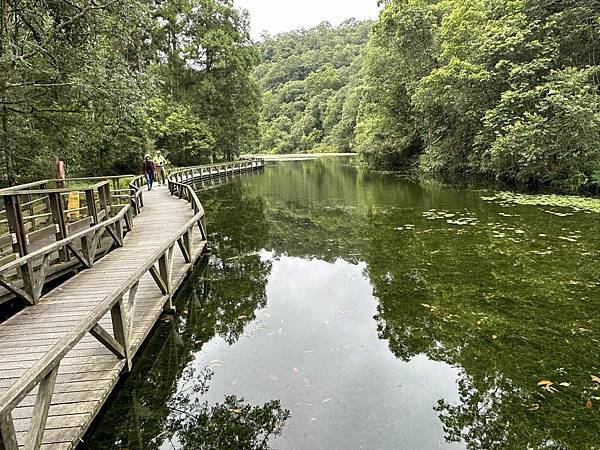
[0, 213, 203, 449]
[0, 175, 145, 306]
[0, 161, 265, 450]
[0, 179, 204, 450]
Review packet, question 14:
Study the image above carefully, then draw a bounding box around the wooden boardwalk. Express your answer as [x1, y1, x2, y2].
[0, 160, 264, 449]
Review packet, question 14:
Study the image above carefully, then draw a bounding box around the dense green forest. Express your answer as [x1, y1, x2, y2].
[258, 1, 600, 192]
[3, 0, 600, 192]
[0, 0, 259, 186]
[255, 20, 372, 154]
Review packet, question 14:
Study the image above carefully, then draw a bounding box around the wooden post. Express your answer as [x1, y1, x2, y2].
[98, 184, 111, 217]
[199, 216, 207, 241]
[159, 246, 175, 313]
[24, 364, 59, 450]
[0, 413, 18, 450]
[85, 189, 99, 225]
[111, 298, 131, 370]
[3, 194, 29, 257]
[48, 192, 68, 262]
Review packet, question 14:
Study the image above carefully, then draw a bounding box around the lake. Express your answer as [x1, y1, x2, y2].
[83, 157, 600, 449]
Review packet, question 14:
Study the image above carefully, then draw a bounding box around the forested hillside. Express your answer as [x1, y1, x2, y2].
[257, 1, 600, 192]
[255, 20, 371, 154]
[0, 0, 259, 186]
[357, 0, 600, 191]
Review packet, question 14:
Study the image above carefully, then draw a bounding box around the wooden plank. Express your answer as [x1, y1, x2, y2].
[13, 414, 89, 434]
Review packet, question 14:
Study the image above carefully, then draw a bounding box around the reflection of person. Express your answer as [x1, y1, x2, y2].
[153, 150, 168, 186]
[141, 154, 155, 191]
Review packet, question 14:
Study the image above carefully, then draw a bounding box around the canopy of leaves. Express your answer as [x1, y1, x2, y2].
[355, 0, 600, 192]
[255, 19, 372, 154]
[0, 0, 260, 186]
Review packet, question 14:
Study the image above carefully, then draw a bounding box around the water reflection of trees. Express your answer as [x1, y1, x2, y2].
[229, 159, 600, 449]
[361, 206, 600, 449]
[82, 184, 287, 449]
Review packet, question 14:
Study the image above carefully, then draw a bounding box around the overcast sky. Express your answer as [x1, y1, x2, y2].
[235, 0, 380, 39]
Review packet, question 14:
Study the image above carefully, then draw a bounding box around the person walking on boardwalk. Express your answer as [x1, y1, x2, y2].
[141, 154, 155, 191]
[153, 150, 168, 186]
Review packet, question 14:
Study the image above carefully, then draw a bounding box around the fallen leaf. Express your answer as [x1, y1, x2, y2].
[538, 380, 553, 386]
[492, 335, 498, 339]
[559, 382, 571, 387]
[421, 304, 431, 309]
[586, 400, 593, 409]
[527, 404, 539, 411]
[591, 375, 600, 384]
[232, 408, 242, 414]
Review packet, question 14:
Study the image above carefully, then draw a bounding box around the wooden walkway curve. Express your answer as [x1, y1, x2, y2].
[0, 159, 264, 449]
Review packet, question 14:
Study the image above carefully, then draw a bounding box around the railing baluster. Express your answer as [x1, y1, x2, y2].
[24, 364, 59, 450]
[85, 189, 99, 225]
[48, 192, 69, 262]
[111, 297, 131, 370]
[0, 412, 18, 450]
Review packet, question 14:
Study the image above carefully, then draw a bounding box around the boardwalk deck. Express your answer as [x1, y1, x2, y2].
[0, 160, 264, 449]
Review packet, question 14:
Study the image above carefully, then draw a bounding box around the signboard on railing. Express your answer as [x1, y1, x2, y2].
[67, 192, 80, 219]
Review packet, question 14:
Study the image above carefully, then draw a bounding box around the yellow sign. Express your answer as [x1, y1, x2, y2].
[67, 192, 80, 219]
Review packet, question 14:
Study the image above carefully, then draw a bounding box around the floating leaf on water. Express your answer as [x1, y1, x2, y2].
[322, 398, 331, 404]
[559, 382, 571, 387]
[591, 375, 600, 384]
[527, 404, 540, 411]
[538, 380, 553, 386]
[586, 400, 593, 409]
[558, 236, 577, 242]
[421, 304, 431, 309]
[232, 408, 242, 414]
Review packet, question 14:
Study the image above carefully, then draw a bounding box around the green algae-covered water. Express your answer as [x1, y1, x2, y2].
[83, 157, 600, 449]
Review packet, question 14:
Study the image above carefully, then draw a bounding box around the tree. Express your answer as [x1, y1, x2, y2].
[255, 19, 372, 155]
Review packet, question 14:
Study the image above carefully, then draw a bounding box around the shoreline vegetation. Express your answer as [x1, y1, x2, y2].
[246, 153, 600, 208]
[256, 3, 600, 195]
[2, 0, 599, 198]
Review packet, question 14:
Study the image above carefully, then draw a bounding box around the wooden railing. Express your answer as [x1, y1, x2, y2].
[0, 161, 260, 450]
[0, 175, 146, 306]
[167, 159, 264, 195]
[0, 212, 202, 450]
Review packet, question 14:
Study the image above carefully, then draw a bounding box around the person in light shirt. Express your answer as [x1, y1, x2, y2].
[153, 150, 168, 186]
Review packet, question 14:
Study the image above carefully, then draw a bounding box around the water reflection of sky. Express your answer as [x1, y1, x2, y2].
[168, 253, 463, 449]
